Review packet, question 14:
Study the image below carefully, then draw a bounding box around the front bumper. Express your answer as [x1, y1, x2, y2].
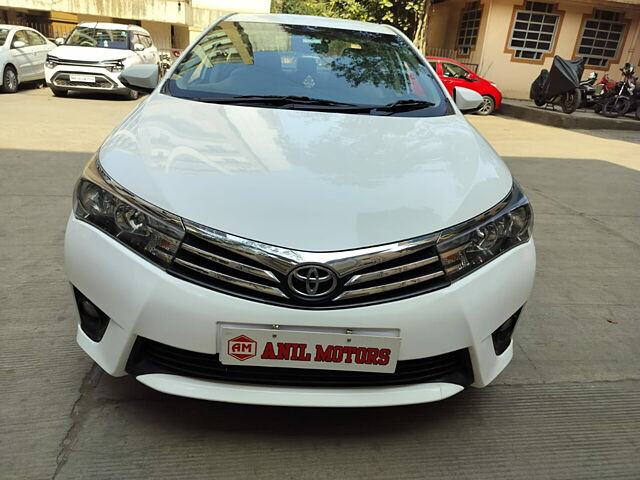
[45, 65, 129, 93]
[65, 215, 536, 407]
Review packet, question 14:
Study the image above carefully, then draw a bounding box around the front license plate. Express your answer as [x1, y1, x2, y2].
[219, 326, 401, 373]
[69, 74, 95, 83]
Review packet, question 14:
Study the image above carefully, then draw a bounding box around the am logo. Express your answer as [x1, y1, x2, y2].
[227, 335, 258, 361]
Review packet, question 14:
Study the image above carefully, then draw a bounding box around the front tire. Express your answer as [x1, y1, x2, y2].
[1, 66, 18, 93]
[534, 98, 546, 107]
[125, 88, 140, 100]
[561, 88, 581, 114]
[50, 87, 68, 97]
[476, 95, 495, 115]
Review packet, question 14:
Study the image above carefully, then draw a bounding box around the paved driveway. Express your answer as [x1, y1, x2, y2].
[1, 88, 638, 479]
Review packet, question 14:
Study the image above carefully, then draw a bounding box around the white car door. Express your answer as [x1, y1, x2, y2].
[10, 29, 36, 81]
[25, 30, 50, 80]
[142, 34, 159, 66]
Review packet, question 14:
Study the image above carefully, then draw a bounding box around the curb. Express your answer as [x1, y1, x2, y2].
[498, 101, 640, 131]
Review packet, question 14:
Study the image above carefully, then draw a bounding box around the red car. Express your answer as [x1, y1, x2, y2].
[426, 57, 502, 115]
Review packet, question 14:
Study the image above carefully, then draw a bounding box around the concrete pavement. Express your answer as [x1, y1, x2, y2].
[1, 88, 638, 479]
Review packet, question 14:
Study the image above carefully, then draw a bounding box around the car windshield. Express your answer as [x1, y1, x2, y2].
[65, 26, 130, 49]
[0, 28, 9, 47]
[166, 21, 448, 116]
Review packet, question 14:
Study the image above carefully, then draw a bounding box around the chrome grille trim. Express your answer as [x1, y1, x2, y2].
[173, 258, 288, 299]
[345, 256, 439, 286]
[186, 221, 439, 277]
[181, 243, 278, 282]
[169, 220, 449, 308]
[334, 271, 446, 301]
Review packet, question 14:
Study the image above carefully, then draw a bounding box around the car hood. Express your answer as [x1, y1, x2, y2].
[99, 94, 512, 251]
[49, 45, 133, 61]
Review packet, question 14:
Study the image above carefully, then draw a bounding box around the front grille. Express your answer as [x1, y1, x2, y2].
[52, 72, 115, 89]
[167, 222, 450, 309]
[126, 337, 474, 387]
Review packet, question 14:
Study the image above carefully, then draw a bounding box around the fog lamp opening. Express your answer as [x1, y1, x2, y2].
[73, 287, 110, 342]
[492, 307, 523, 355]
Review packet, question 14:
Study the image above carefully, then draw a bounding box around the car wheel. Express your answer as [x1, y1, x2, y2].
[0, 66, 18, 93]
[126, 88, 140, 100]
[476, 95, 495, 115]
[50, 87, 68, 97]
[635, 105, 640, 121]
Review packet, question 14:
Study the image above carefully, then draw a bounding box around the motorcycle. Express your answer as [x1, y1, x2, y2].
[592, 74, 616, 113]
[602, 63, 637, 118]
[530, 56, 584, 114]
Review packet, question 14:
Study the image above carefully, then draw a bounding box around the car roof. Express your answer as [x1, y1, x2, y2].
[0, 24, 38, 32]
[227, 13, 396, 35]
[425, 57, 460, 62]
[76, 22, 149, 34]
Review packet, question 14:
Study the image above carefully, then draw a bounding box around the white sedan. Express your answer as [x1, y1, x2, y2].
[0, 25, 55, 93]
[65, 14, 535, 407]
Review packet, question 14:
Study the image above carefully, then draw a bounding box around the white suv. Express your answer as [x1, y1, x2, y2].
[66, 14, 535, 407]
[45, 22, 158, 99]
[0, 25, 55, 93]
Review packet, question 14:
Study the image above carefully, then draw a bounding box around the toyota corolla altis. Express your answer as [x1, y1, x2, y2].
[65, 13, 535, 407]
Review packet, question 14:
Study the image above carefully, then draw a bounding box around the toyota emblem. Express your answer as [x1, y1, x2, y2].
[287, 264, 338, 299]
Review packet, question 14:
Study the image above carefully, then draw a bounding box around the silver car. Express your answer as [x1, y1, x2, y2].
[0, 25, 56, 93]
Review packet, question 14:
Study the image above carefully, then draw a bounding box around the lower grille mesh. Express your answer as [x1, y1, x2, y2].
[126, 337, 474, 387]
[52, 72, 115, 89]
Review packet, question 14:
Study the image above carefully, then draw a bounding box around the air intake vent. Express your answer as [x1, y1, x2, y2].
[127, 337, 474, 388]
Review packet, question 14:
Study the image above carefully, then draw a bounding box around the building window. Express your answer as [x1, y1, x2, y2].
[507, 1, 561, 62]
[457, 1, 482, 56]
[576, 10, 627, 68]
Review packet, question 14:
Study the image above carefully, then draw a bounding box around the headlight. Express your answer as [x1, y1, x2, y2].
[73, 156, 184, 268]
[45, 55, 58, 68]
[104, 61, 125, 72]
[437, 183, 533, 281]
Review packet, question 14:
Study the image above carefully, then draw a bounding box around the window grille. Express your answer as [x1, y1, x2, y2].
[577, 10, 625, 68]
[508, 1, 559, 61]
[457, 2, 482, 56]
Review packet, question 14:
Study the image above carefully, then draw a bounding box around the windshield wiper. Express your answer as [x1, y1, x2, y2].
[371, 99, 436, 114]
[190, 95, 363, 109]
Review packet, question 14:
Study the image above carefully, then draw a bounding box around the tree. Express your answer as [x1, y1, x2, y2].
[272, 0, 432, 51]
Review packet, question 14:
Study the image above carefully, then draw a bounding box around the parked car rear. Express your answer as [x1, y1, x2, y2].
[426, 56, 502, 115]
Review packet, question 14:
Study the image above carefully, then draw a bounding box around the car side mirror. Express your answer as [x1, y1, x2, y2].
[454, 86, 483, 113]
[119, 64, 159, 94]
[133, 43, 145, 52]
[55, 37, 65, 45]
[12, 40, 26, 49]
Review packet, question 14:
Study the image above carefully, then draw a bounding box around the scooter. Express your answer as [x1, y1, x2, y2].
[579, 72, 598, 108]
[159, 53, 172, 78]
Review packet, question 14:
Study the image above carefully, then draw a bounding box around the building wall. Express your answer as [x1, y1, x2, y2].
[0, 0, 271, 49]
[428, 0, 640, 98]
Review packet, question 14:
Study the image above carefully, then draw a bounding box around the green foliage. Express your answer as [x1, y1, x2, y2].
[273, 0, 429, 40]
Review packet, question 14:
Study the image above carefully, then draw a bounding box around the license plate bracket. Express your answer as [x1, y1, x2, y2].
[219, 326, 401, 374]
[69, 74, 96, 83]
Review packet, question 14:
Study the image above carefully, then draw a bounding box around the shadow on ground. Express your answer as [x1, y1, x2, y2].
[2, 150, 639, 479]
